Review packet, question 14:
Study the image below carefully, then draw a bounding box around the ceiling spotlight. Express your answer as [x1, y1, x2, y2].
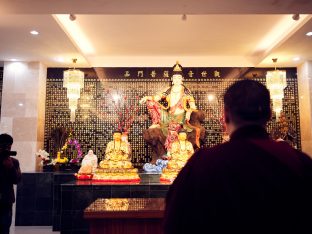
[30, 30, 39, 35]
[69, 14, 76, 21]
[10, 58, 18, 61]
[306, 32, 312, 36]
[182, 14, 187, 21]
[292, 14, 300, 21]
[54, 57, 65, 63]
[293, 57, 300, 61]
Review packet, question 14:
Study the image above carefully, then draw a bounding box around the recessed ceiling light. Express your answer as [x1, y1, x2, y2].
[18, 103, 23, 106]
[30, 30, 39, 35]
[293, 57, 300, 61]
[54, 57, 65, 63]
[10, 58, 18, 61]
[306, 32, 312, 36]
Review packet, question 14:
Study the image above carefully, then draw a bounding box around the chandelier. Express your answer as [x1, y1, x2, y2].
[63, 58, 84, 122]
[266, 58, 287, 119]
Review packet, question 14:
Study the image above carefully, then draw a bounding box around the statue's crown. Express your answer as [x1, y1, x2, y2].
[173, 61, 182, 72]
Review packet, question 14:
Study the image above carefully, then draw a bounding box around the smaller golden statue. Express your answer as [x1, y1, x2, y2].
[160, 130, 194, 182]
[93, 131, 140, 182]
[99, 131, 132, 169]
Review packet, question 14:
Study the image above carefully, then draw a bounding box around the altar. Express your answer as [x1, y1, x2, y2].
[15, 171, 170, 233]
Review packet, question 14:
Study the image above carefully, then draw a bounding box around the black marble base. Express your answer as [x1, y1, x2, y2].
[15, 171, 75, 226]
[15, 172, 53, 226]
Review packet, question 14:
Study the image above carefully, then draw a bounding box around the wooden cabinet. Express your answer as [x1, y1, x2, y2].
[84, 198, 165, 234]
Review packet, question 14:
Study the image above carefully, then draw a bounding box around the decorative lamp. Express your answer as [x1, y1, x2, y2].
[63, 59, 84, 122]
[266, 58, 287, 118]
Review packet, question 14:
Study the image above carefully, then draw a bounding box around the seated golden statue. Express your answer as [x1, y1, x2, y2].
[99, 131, 132, 169]
[93, 131, 140, 182]
[161, 130, 194, 182]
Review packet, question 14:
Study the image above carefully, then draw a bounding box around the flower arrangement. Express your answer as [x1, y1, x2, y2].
[67, 134, 83, 164]
[51, 127, 69, 154]
[36, 149, 51, 165]
[102, 90, 141, 132]
[49, 127, 84, 165]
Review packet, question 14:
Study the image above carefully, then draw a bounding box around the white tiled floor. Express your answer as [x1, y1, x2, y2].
[11, 226, 59, 234]
[11, 194, 60, 234]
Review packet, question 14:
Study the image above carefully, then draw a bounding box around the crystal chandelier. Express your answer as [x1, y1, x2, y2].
[266, 58, 287, 119]
[63, 59, 84, 122]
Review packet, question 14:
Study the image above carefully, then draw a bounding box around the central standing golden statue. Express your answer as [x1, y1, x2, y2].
[93, 131, 140, 182]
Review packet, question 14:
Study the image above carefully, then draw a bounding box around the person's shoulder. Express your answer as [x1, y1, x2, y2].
[198, 141, 232, 154]
[256, 139, 312, 167]
[274, 140, 311, 158]
[10, 157, 20, 169]
[191, 142, 232, 162]
[10, 157, 20, 164]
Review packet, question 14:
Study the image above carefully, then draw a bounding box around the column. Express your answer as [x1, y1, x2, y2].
[297, 61, 312, 157]
[0, 61, 46, 171]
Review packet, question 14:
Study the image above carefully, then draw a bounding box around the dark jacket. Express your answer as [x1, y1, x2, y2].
[164, 125, 312, 234]
[0, 157, 21, 207]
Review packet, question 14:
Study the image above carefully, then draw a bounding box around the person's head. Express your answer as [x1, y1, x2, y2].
[0, 133, 13, 151]
[113, 131, 122, 141]
[88, 149, 93, 155]
[172, 61, 184, 86]
[178, 130, 187, 141]
[223, 79, 271, 134]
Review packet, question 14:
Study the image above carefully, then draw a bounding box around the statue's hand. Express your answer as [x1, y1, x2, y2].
[139, 96, 152, 105]
[162, 155, 170, 160]
[139, 96, 147, 104]
[185, 111, 191, 121]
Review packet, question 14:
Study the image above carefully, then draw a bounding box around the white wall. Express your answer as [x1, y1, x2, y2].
[297, 61, 312, 157]
[0, 61, 46, 171]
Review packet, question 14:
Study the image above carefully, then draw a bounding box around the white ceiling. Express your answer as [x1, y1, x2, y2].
[0, 0, 312, 68]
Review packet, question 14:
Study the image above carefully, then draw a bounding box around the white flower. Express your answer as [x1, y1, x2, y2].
[36, 149, 50, 160]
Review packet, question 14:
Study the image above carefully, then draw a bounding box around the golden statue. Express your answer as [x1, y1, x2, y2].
[99, 131, 132, 169]
[93, 131, 140, 182]
[160, 130, 194, 182]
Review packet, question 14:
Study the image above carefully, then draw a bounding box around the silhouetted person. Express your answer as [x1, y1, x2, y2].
[164, 80, 312, 234]
[0, 134, 21, 234]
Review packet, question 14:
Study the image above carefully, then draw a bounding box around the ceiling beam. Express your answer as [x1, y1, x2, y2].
[1, 0, 312, 14]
